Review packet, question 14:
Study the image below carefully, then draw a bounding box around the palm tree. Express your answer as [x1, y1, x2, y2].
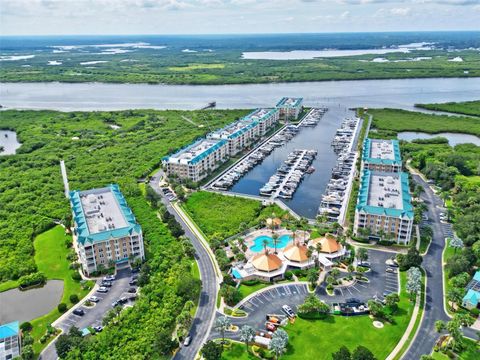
[270, 329, 289, 360]
[290, 225, 298, 244]
[240, 325, 256, 353]
[356, 247, 368, 264]
[315, 243, 323, 268]
[307, 268, 318, 289]
[306, 246, 314, 265]
[272, 233, 280, 254]
[262, 238, 269, 254]
[214, 316, 231, 346]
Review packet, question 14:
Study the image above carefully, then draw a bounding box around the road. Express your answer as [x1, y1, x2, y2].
[401, 173, 451, 359]
[149, 171, 219, 360]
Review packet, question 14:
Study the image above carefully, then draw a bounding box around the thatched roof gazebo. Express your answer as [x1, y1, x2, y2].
[310, 234, 342, 254]
[251, 253, 283, 272]
[266, 217, 282, 229]
[283, 243, 309, 263]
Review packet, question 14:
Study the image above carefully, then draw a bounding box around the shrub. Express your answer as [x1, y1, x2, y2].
[470, 308, 480, 317]
[20, 322, 32, 332]
[71, 271, 82, 281]
[242, 279, 260, 286]
[58, 303, 67, 313]
[284, 271, 293, 280]
[18, 272, 47, 288]
[70, 294, 79, 304]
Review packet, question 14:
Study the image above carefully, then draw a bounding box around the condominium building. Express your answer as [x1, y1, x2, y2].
[69, 184, 145, 275]
[362, 138, 402, 173]
[243, 108, 280, 136]
[276, 97, 303, 121]
[0, 321, 20, 360]
[163, 138, 229, 182]
[207, 118, 261, 156]
[354, 170, 414, 244]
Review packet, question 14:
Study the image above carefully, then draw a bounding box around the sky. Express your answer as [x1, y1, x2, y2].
[1, 0, 480, 36]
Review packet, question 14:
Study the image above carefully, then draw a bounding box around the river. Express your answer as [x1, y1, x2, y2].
[1, 77, 479, 111]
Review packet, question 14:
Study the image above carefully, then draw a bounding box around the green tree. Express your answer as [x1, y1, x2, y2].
[153, 329, 177, 355]
[21, 345, 34, 360]
[240, 325, 256, 353]
[406, 267, 422, 301]
[270, 328, 289, 360]
[356, 247, 368, 263]
[352, 345, 376, 360]
[385, 293, 400, 313]
[435, 320, 446, 333]
[332, 346, 352, 360]
[307, 268, 319, 288]
[201, 340, 223, 360]
[215, 316, 231, 346]
[272, 233, 280, 254]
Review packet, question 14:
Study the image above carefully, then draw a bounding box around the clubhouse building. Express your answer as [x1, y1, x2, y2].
[69, 184, 145, 275]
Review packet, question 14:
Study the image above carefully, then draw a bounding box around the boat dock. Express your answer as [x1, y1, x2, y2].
[260, 149, 317, 200]
[318, 115, 362, 225]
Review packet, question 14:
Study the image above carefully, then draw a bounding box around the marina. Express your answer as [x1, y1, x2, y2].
[318, 117, 361, 224]
[210, 108, 326, 191]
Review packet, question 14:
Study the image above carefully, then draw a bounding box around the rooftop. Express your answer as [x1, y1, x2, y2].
[310, 234, 342, 254]
[70, 184, 142, 245]
[208, 117, 259, 140]
[362, 138, 402, 165]
[164, 138, 227, 165]
[243, 108, 278, 122]
[0, 321, 19, 339]
[251, 253, 283, 272]
[276, 97, 303, 108]
[356, 170, 414, 218]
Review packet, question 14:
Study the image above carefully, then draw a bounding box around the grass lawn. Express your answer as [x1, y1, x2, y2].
[183, 191, 284, 240]
[431, 338, 480, 360]
[221, 342, 257, 360]
[30, 226, 93, 354]
[0, 279, 20, 292]
[238, 282, 271, 301]
[368, 108, 480, 137]
[443, 238, 456, 315]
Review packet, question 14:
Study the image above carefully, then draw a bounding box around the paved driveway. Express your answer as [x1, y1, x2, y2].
[40, 268, 134, 360]
[57, 268, 134, 333]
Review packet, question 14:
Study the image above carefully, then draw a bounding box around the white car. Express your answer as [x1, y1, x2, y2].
[103, 275, 116, 281]
[97, 287, 109, 293]
[88, 296, 100, 303]
[282, 304, 295, 318]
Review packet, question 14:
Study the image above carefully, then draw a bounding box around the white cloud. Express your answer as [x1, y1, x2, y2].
[390, 7, 411, 15]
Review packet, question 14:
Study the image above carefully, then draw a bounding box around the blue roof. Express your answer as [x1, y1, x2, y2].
[474, 270, 480, 282]
[362, 138, 402, 166]
[0, 321, 19, 339]
[356, 170, 414, 218]
[276, 97, 303, 108]
[69, 184, 142, 245]
[242, 108, 278, 124]
[463, 289, 480, 307]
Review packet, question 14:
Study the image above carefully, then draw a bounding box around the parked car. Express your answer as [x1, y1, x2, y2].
[88, 296, 100, 303]
[104, 275, 115, 281]
[358, 261, 371, 268]
[97, 287, 109, 293]
[119, 297, 128, 304]
[131, 268, 140, 274]
[93, 326, 103, 333]
[101, 281, 112, 287]
[127, 287, 137, 294]
[183, 335, 192, 347]
[73, 308, 85, 316]
[386, 268, 396, 274]
[282, 305, 295, 318]
[112, 300, 121, 308]
[129, 279, 137, 286]
[266, 323, 276, 332]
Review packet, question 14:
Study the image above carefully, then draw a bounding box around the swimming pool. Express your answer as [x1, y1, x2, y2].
[249, 234, 292, 253]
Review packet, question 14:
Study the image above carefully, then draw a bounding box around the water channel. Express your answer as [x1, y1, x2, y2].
[0, 130, 21, 155]
[397, 131, 480, 146]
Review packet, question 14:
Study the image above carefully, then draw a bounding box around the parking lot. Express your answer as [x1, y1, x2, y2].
[210, 248, 400, 340]
[56, 268, 136, 333]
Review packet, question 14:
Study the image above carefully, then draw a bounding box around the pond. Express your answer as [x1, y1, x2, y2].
[0, 130, 21, 155]
[0, 280, 64, 324]
[397, 132, 480, 146]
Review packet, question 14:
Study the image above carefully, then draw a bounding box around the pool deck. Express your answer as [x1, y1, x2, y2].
[243, 228, 310, 259]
